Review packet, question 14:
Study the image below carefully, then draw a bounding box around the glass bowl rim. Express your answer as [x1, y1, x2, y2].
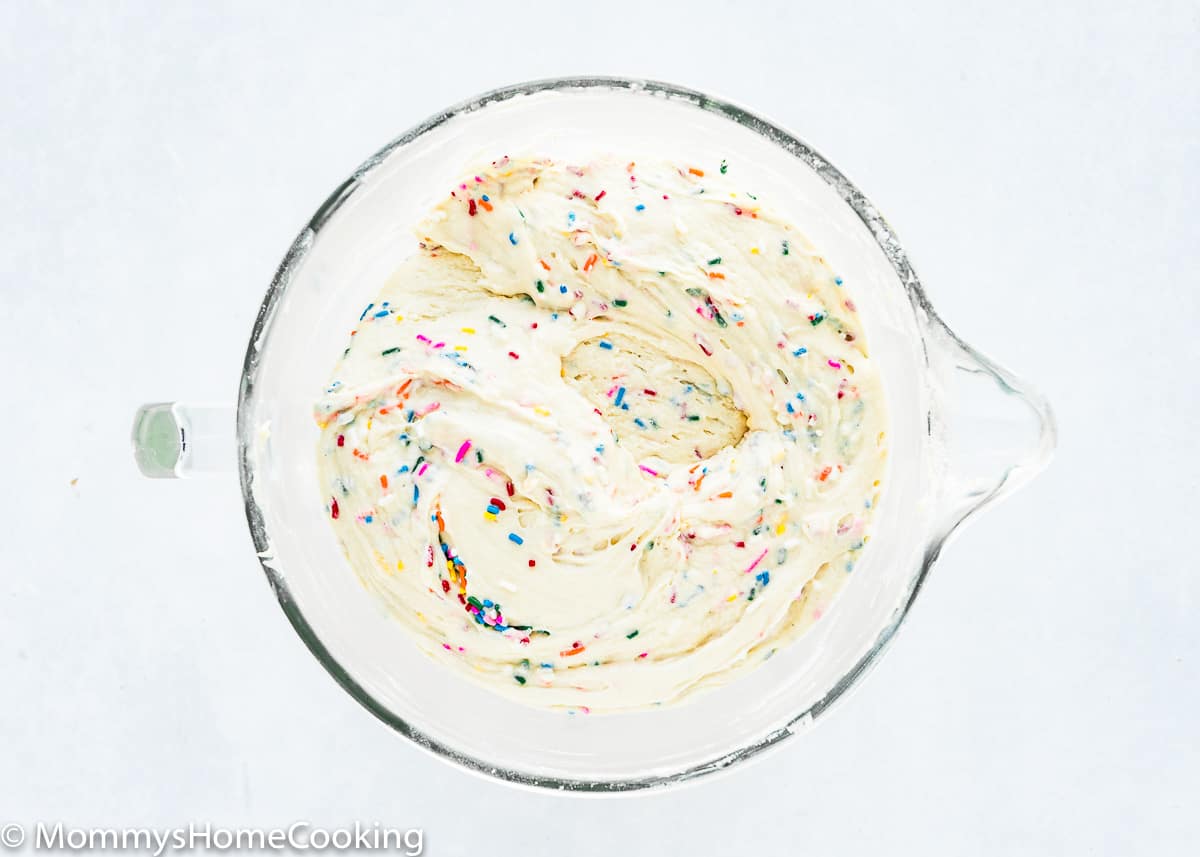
[236, 75, 943, 792]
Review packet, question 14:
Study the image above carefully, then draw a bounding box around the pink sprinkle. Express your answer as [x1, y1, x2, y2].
[433, 341, 445, 349]
[637, 652, 648, 659]
[455, 440, 472, 463]
[744, 548, 768, 575]
[828, 359, 842, 369]
[417, 463, 429, 477]
[416, 334, 430, 343]
[442, 643, 452, 651]
[638, 464, 659, 477]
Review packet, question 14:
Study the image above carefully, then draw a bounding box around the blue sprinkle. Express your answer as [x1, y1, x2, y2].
[792, 347, 808, 357]
[567, 211, 576, 225]
[483, 599, 493, 608]
[540, 663, 553, 669]
[508, 232, 518, 246]
[363, 515, 373, 523]
[614, 387, 626, 407]
[406, 409, 415, 422]
[508, 533, 524, 545]
[620, 403, 629, 411]
[595, 444, 605, 454]
[373, 310, 389, 318]
[634, 417, 646, 428]
[474, 613, 484, 624]
[358, 303, 374, 321]
[598, 340, 614, 350]
[786, 401, 795, 414]
[795, 391, 806, 401]
[635, 203, 645, 212]
[412, 486, 420, 505]
[481, 194, 490, 202]
[559, 284, 568, 294]
[846, 561, 855, 572]
[398, 465, 409, 473]
[756, 570, 771, 586]
[486, 504, 499, 514]
[835, 277, 843, 285]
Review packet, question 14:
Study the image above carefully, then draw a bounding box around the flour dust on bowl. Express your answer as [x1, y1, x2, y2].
[131, 78, 1055, 791]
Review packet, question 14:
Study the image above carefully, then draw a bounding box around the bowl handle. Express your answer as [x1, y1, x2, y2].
[929, 329, 1057, 537]
[131, 403, 236, 478]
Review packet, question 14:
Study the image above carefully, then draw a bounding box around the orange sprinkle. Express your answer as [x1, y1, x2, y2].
[478, 199, 493, 212]
[688, 167, 705, 177]
[818, 466, 833, 482]
[379, 474, 388, 489]
[560, 643, 586, 657]
[352, 448, 369, 461]
[708, 272, 726, 280]
[717, 491, 733, 498]
[378, 407, 389, 415]
[583, 253, 598, 272]
[538, 258, 551, 271]
[397, 379, 413, 397]
[693, 473, 707, 492]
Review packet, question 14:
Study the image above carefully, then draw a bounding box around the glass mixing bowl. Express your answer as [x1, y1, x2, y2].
[133, 77, 1055, 791]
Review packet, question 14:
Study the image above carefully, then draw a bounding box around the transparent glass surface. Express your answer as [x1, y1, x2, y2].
[149, 78, 1054, 791]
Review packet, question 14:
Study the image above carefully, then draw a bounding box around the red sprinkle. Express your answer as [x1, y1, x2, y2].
[441, 579, 450, 593]
[336, 434, 345, 447]
[594, 190, 607, 201]
[468, 198, 477, 216]
[508, 351, 520, 359]
[505, 481, 515, 497]
[698, 342, 713, 357]
[489, 497, 507, 511]
[528, 559, 536, 567]
[330, 498, 339, 519]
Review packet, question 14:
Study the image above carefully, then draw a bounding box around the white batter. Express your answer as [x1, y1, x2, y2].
[315, 156, 887, 711]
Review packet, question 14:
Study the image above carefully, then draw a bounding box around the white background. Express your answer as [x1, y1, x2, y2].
[1, 2, 1196, 854]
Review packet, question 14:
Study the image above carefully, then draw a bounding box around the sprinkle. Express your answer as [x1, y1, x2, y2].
[598, 340, 614, 350]
[613, 298, 628, 307]
[560, 642, 586, 657]
[626, 630, 640, 639]
[809, 311, 826, 326]
[508, 533, 524, 545]
[697, 341, 713, 357]
[330, 498, 339, 519]
[688, 167, 705, 177]
[793, 347, 808, 357]
[835, 277, 844, 285]
[614, 387, 626, 407]
[412, 485, 420, 505]
[782, 240, 790, 255]
[635, 204, 646, 212]
[506, 481, 515, 497]
[381, 347, 401, 356]
[358, 303, 374, 321]
[707, 257, 722, 265]
[639, 464, 659, 476]
[461, 327, 475, 334]
[507, 232, 518, 246]
[583, 253, 598, 271]
[528, 559, 536, 567]
[508, 351, 520, 359]
[634, 417, 647, 428]
[336, 434, 344, 447]
[818, 466, 833, 482]
[708, 272, 725, 280]
[479, 199, 493, 212]
[468, 199, 477, 216]
[379, 474, 388, 489]
[739, 547, 768, 573]
[828, 359, 842, 369]
[539, 258, 551, 271]
[488, 315, 506, 327]
[489, 497, 507, 511]
[559, 284, 568, 294]
[720, 159, 728, 174]
[454, 441, 472, 463]
[594, 190, 607, 201]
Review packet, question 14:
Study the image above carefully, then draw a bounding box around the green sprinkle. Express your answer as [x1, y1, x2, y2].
[746, 192, 757, 200]
[626, 630, 640, 639]
[782, 240, 790, 256]
[687, 415, 701, 421]
[467, 595, 483, 609]
[707, 257, 722, 265]
[475, 450, 483, 463]
[514, 675, 526, 685]
[381, 347, 402, 356]
[720, 159, 728, 174]
[613, 298, 628, 307]
[488, 315, 506, 327]
[685, 286, 705, 297]
[535, 280, 545, 292]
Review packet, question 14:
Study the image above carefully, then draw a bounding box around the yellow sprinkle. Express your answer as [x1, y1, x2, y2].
[461, 327, 475, 334]
[484, 512, 497, 521]
[395, 314, 404, 322]
[454, 345, 468, 351]
[750, 247, 760, 254]
[726, 593, 738, 602]
[534, 406, 551, 417]
[366, 418, 372, 430]
[729, 192, 737, 198]
[396, 560, 404, 571]
[775, 521, 787, 535]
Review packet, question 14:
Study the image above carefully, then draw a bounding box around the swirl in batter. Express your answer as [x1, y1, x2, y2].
[315, 156, 887, 711]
